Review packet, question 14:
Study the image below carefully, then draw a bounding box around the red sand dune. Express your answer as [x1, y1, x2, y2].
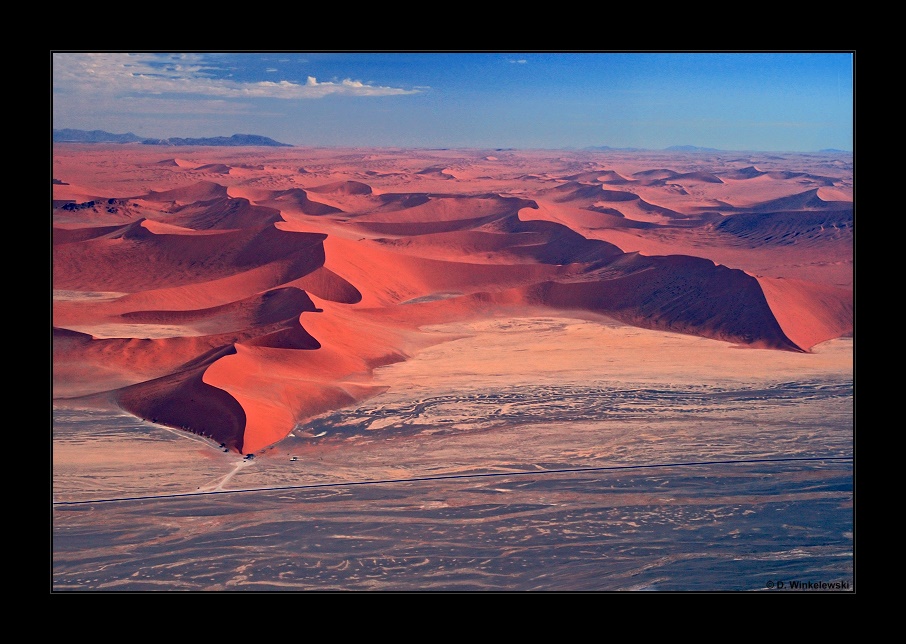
[53, 145, 854, 455]
[228, 187, 344, 216]
[144, 180, 230, 204]
[192, 163, 232, 174]
[307, 179, 374, 195]
[756, 277, 854, 352]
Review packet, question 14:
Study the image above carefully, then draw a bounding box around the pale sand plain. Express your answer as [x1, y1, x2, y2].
[53, 145, 853, 591]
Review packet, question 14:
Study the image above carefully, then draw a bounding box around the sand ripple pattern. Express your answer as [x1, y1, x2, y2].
[305, 379, 853, 440]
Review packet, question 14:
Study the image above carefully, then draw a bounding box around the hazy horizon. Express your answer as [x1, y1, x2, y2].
[52, 51, 854, 153]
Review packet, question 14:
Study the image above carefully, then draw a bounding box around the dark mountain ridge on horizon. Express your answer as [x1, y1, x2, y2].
[583, 144, 852, 155]
[54, 129, 144, 143]
[53, 129, 292, 147]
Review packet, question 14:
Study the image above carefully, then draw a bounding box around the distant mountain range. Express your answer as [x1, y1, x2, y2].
[581, 145, 644, 152]
[585, 145, 724, 153]
[54, 129, 144, 143]
[53, 129, 292, 147]
[581, 145, 724, 153]
[664, 145, 724, 153]
[584, 144, 852, 155]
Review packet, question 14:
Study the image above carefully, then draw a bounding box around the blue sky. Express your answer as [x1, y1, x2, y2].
[52, 51, 854, 152]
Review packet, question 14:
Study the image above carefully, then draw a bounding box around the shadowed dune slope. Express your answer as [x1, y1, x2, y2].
[53, 221, 327, 292]
[142, 180, 229, 204]
[231, 187, 344, 216]
[117, 365, 248, 451]
[120, 286, 321, 329]
[712, 208, 853, 247]
[748, 188, 851, 213]
[53, 288, 323, 391]
[349, 194, 534, 235]
[523, 199, 656, 231]
[53, 223, 133, 245]
[674, 171, 724, 183]
[193, 163, 231, 174]
[164, 196, 285, 230]
[369, 212, 626, 266]
[307, 179, 374, 195]
[524, 253, 803, 352]
[54, 329, 239, 397]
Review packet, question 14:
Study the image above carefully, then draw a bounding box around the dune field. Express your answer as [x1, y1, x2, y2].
[53, 145, 852, 454]
[52, 144, 853, 591]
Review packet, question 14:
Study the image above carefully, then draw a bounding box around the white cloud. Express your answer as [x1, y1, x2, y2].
[508, 59, 528, 64]
[52, 52, 422, 100]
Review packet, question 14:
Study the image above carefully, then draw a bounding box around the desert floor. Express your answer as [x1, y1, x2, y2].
[53, 146, 853, 591]
[53, 317, 852, 591]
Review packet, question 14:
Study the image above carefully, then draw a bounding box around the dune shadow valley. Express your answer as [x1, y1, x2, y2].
[52, 144, 854, 592]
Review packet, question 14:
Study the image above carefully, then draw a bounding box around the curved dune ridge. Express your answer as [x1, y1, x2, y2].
[193, 163, 232, 174]
[713, 208, 853, 247]
[228, 187, 344, 216]
[52, 146, 854, 455]
[307, 179, 375, 195]
[164, 196, 285, 230]
[143, 180, 229, 204]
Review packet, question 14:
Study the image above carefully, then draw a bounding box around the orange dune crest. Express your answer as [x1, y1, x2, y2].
[756, 276, 854, 352]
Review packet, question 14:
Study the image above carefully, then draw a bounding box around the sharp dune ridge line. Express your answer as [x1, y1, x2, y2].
[53, 146, 853, 455]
